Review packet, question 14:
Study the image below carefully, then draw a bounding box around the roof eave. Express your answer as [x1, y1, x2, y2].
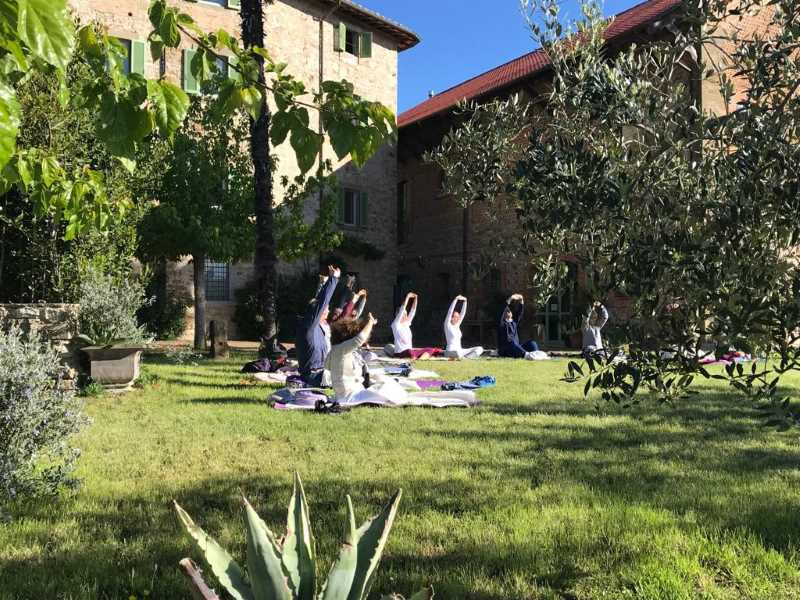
[324, 0, 421, 51]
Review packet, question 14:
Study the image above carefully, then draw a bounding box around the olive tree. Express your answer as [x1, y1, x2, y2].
[428, 0, 800, 426]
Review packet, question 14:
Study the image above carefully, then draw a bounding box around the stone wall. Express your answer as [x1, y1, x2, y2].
[0, 304, 83, 389]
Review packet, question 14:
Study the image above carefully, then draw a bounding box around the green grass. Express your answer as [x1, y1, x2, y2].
[2, 354, 800, 599]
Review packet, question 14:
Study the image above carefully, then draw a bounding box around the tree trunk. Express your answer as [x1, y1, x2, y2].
[241, 0, 280, 357]
[193, 253, 207, 351]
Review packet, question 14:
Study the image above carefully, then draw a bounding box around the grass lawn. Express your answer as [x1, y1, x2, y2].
[1, 354, 799, 599]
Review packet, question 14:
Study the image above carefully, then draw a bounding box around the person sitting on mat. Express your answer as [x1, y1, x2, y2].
[295, 264, 339, 386]
[326, 314, 475, 407]
[497, 293, 542, 359]
[389, 292, 443, 359]
[582, 301, 609, 357]
[444, 295, 484, 359]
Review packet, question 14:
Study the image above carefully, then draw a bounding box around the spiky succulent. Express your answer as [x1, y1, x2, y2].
[174, 473, 432, 600]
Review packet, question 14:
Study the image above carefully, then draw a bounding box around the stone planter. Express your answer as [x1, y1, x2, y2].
[81, 346, 144, 392]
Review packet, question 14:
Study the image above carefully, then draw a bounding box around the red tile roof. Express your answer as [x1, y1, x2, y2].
[398, 0, 681, 128]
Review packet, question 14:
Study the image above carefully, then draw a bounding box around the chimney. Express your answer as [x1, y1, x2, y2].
[428, 90, 435, 98]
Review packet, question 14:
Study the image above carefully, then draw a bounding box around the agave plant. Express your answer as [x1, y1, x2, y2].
[174, 473, 432, 600]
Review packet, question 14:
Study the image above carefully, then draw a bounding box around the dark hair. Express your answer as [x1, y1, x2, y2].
[330, 316, 370, 346]
[345, 274, 357, 289]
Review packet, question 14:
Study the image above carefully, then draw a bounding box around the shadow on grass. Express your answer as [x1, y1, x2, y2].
[1, 474, 524, 600]
[427, 391, 800, 553]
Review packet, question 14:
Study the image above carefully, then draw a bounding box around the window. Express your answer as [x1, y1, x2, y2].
[117, 38, 132, 75]
[205, 260, 230, 302]
[397, 181, 410, 244]
[200, 0, 240, 8]
[338, 189, 368, 227]
[345, 29, 359, 55]
[110, 38, 145, 76]
[183, 49, 199, 93]
[334, 24, 372, 58]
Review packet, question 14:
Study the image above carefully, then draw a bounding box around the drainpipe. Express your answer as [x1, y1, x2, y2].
[461, 205, 469, 295]
[316, 1, 342, 204]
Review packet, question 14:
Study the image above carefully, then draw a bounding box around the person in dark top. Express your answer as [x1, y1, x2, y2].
[330, 274, 357, 322]
[497, 293, 541, 359]
[296, 265, 340, 385]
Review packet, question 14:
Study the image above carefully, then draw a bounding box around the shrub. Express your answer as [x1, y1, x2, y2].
[0, 326, 89, 500]
[234, 272, 319, 343]
[77, 380, 105, 398]
[137, 294, 191, 340]
[78, 267, 151, 346]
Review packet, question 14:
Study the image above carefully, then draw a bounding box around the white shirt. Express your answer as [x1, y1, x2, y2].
[391, 302, 416, 352]
[444, 297, 466, 352]
[324, 327, 369, 399]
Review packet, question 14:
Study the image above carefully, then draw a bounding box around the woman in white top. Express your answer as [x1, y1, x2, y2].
[443, 295, 484, 359]
[326, 314, 475, 407]
[387, 292, 443, 359]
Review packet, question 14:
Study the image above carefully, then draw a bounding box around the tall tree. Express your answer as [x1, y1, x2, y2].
[138, 95, 254, 350]
[429, 0, 800, 427]
[240, 0, 279, 356]
[145, 0, 396, 357]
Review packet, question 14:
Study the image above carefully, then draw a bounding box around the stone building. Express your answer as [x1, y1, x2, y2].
[396, 0, 774, 349]
[69, 0, 418, 340]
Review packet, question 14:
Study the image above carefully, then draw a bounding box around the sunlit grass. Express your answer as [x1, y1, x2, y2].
[1, 354, 799, 599]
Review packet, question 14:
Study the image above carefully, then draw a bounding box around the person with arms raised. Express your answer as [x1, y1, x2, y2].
[295, 265, 340, 385]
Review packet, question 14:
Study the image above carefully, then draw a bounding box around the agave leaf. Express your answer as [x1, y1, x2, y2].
[346, 490, 403, 600]
[243, 496, 292, 600]
[173, 501, 254, 600]
[282, 472, 316, 600]
[319, 496, 359, 600]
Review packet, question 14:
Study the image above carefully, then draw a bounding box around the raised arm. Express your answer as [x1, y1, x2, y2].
[406, 292, 418, 323]
[310, 266, 340, 328]
[352, 290, 367, 319]
[508, 294, 524, 323]
[458, 296, 468, 325]
[445, 296, 459, 327]
[597, 304, 609, 330]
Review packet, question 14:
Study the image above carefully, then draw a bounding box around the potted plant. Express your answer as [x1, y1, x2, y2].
[77, 267, 153, 392]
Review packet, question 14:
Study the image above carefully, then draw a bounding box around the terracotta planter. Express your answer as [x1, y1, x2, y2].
[81, 346, 144, 392]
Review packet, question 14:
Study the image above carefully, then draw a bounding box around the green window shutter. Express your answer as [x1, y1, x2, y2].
[227, 0, 241, 9]
[183, 49, 198, 94]
[359, 32, 372, 58]
[358, 191, 368, 227]
[130, 40, 146, 75]
[334, 23, 346, 52]
[228, 56, 241, 82]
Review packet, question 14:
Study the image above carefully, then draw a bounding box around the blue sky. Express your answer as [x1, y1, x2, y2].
[359, 0, 646, 113]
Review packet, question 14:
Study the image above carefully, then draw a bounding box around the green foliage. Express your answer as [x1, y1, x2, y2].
[234, 272, 320, 342]
[0, 1, 190, 237]
[0, 58, 144, 303]
[175, 473, 430, 600]
[147, 0, 397, 175]
[137, 94, 254, 264]
[275, 167, 342, 262]
[137, 293, 190, 341]
[0, 325, 88, 501]
[136, 267, 191, 341]
[77, 379, 105, 398]
[77, 266, 151, 347]
[429, 0, 800, 426]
